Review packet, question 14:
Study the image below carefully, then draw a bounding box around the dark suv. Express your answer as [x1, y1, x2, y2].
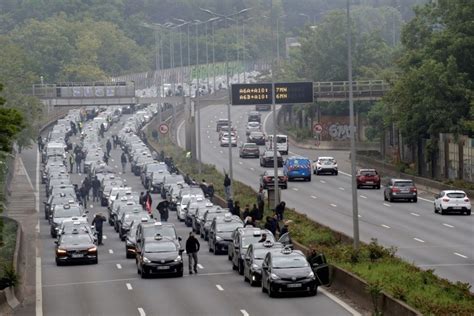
[384, 179, 417, 202]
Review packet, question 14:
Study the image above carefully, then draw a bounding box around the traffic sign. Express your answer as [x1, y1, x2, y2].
[231, 82, 314, 106]
[313, 123, 323, 133]
[159, 123, 169, 134]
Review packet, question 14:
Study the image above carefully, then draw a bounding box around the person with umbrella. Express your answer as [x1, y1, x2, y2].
[156, 200, 169, 222]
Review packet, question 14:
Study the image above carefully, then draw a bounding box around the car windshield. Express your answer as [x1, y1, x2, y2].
[54, 208, 81, 218]
[446, 192, 466, 198]
[60, 234, 92, 245]
[125, 213, 149, 224]
[217, 222, 242, 232]
[394, 181, 413, 187]
[272, 256, 309, 269]
[244, 144, 258, 149]
[254, 249, 273, 260]
[277, 137, 286, 143]
[242, 235, 270, 248]
[144, 227, 177, 239]
[144, 242, 176, 253]
[250, 132, 263, 137]
[248, 122, 259, 127]
[361, 170, 377, 176]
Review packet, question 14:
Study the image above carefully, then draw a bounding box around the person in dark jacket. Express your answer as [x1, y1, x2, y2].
[75, 150, 83, 173]
[275, 201, 286, 221]
[249, 204, 259, 222]
[224, 174, 231, 200]
[139, 192, 145, 208]
[144, 191, 153, 214]
[156, 200, 169, 222]
[92, 213, 106, 245]
[232, 201, 241, 217]
[242, 205, 250, 220]
[185, 232, 200, 274]
[80, 185, 88, 208]
[257, 188, 265, 220]
[121, 152, 127, 173]
[91, 176, 101, 202]
[103, 153, 109, 164]
[207, 183, 215, 201]
[264, 215, 278, 236]
[227, 199, 234, 215]
[106, 139, 112, 156]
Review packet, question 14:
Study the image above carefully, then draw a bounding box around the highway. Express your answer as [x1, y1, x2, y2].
[177, 104, 474, 286]
[19, 112, 355, 315]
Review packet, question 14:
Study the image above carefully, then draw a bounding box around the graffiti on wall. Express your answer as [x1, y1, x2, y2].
[318, 116, 356, 141]
[327, 123, 354, 140]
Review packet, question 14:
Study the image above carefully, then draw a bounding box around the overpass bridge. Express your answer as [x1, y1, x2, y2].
[32, 80, 389, 107]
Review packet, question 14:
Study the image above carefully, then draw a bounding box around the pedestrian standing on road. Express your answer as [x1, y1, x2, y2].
[227, 199, 234, 215]
[100, 123, 105, 138]
[250, 204, 259, 222]
[103, 152, 109, 164]
[144, 191, 153, 214]
[139, 192, 145, 208]
[82, 177, 91, 202]
[80, 185, 88, 209]
[92, 213, 106, 245]
[37, 136, 43, 152]
[232, 201, 241, 217]
[75, 150, 83, 173]
[186, 232, 200, 275]
[106, 139, 112, 157]
[69, 153, 75, 173]
[121, 152, 127, 173]
[156, 200, 169, 222]
[242, 205, 250, 220]
[275, 201, 286, 221]
[224, 174, 231, 200]
[92, 176, 101, 202]
[257, 187, 265, 220]
[112, 135, 117, 149]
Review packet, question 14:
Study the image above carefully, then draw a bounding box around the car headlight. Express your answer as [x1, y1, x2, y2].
[270, 273, 280, 280]
[216, 236, 223, 241]
[143, 257, 151, 263]
[174, 255, 182, 262]
[88, 246, 97, 253]
[56, 248, 67, 254]
[308, 271, 315, 279]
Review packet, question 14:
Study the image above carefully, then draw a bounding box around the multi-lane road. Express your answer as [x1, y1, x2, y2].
[177, 104, 474, 286]
[18, 113, 357, 315]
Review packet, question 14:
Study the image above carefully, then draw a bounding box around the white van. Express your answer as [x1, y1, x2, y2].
[266, 134, 288, 155]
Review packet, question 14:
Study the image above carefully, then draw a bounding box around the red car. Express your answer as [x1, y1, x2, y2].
[356, 169, 381, 189]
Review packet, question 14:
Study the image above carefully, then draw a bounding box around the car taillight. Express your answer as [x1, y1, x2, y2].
[442, 198, 450, 202]
[264, 176, 271, 181]
[410, 187, 417, 192]
[391, 188, 400, 193]
[464, 198, 470, 202]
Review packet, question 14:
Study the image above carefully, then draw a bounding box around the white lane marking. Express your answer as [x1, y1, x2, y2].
[197, 264, 204, 269]
[358, 215, 362, 218]
[219, 150, 223, 154]
[216, 284, 224, 291]
[338, 171, 352, 177]
[381, 224, 391, 229]
[442, 223, 454, 228]
[410, 212, 420, 217]
[111, 159, 114, 162]
[116, 264, 122, 269]
[360, 195, 367, 199]
[109, 249, 114, 254]
[318, 287, 362, 316]
[126, 283, 133, 290]
[418, 197, 434, 203]
[320, 180, 326, 184]
[207, 135, 210, 138]
[115, 165, 118, 168]
[330, 203, 337, 207]
[35, 148, 43, 316]
[383, 203, 391, 207]
[338, 187, 345, 191]
[239, 161, 243, 165]
[292, 188, 298, 191]
[207, 125, 211, 128]
[454, 252, 468, 259]
[138, 307, 146, 316]
[311, 195, 317, 199]
[240, 310, 250, 316]
[103, 235, 107, 240]
[413, 238, 425, 243]
[250, 167, 255, 171]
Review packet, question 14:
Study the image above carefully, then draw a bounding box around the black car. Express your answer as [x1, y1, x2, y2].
[136, 235, 184, 278]
[260, 150, 283, 168]
[243, 241, 284, 286]
[50, 204, 85, 238]
[248, 111, 261, 123]
[261, 247, 318, 297]
[119, 210, 151, 241]
[200, 209, 230, 240]
[229, 228, 275, 275]
[135, 221, 181, 256]
[247, 132, 265, 145]
[208, 215, 243, 255]
[239, 143, 260, 158]
[55, 229, 98, 266]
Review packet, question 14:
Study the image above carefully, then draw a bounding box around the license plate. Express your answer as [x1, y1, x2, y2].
[453, 206, 462, 209]
[156, 266, 169, 270]
[287, 283, 302, 288]
[71, 253, 84, 258]
[401, 190, 409, 193]
[366, 181, 373, 184]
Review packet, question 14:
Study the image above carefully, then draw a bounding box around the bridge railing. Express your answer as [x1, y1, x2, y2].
[314, 80, 390, 100]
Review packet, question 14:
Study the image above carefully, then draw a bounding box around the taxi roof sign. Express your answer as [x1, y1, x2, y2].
[281, 246, 292, 254]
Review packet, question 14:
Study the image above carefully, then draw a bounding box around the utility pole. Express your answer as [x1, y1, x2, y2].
[270, 0, 279, 208]
[347, 0, 359, 250]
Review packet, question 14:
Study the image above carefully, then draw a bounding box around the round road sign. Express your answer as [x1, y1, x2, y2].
[159, 123, 169, 134]
[313, 123, 323, 133]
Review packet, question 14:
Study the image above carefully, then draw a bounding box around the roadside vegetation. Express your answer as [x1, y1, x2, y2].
[0, 218, 18, 289]
[148, 129, 474, 315]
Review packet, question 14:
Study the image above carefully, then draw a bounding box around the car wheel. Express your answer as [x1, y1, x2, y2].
[137, 265, 141, 275]
[141, 267, 148, 279]
[232, 259, 237, 270]
[388, 195, 393, 202]
[467, 210, 471, 216]
[307, 176, 311, 181]
[268, 284, 276, 297]
[244, 273, 249, 283]
[56, 259, 63, 266]
[413, 197, 418, 203]
[376, 184, 380, 189]
[434, 205, 438, 214]
[309, 287, 318, 296]
[176, 270, 184, 277]
[334, 171, 338, 175]
[441, 208, 446, 215]
[384, 193, 388, 201]
[92, 258, 98, 264]
[357, 184, 360, 189]
[209, 245, 213, 253]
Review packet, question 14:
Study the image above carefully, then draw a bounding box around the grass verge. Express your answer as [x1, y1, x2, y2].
[147, 132, 474, 315]
[0, 217, 18, 279]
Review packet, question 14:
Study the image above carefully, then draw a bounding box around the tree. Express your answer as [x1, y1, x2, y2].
[0, 84, 25, 152]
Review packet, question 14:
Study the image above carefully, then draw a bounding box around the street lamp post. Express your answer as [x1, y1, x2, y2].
[201, 7, 252, 199]
[346, 0, 359, 250]
[276, 15, 286, 63]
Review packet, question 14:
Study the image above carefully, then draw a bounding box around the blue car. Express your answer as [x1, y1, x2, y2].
[283, 156, 312, 181]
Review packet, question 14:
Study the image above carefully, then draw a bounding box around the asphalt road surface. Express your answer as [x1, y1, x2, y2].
[177, 104, 474, 286]
[19, 113, 355, 315]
